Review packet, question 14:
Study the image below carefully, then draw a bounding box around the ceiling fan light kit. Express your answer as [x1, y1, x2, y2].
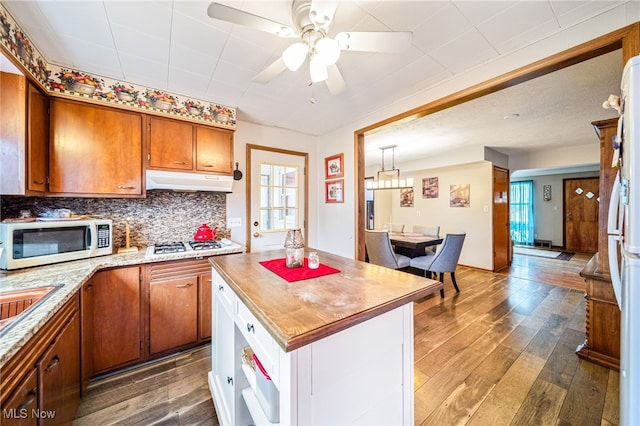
[207, 0, 411, 95]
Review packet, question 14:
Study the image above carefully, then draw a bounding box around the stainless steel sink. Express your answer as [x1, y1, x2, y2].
[0, 284, 63, 336]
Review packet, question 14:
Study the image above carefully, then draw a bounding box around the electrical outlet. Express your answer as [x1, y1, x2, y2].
[228, 217, 241, 228]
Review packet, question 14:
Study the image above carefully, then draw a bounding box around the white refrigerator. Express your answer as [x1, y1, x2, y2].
[608, 55, 640, 426]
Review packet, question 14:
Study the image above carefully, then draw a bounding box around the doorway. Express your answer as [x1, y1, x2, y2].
[493, 166, 510, 271]
[564, 177, 599, 253]
[246, 144, 308, 253]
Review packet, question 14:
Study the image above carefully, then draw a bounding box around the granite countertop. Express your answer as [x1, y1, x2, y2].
[0, 243, 244, 366]
[210, 248, 443, 352]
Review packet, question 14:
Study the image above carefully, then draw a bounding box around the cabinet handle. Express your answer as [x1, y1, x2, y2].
[207, 279, 212, 283]
[33, 180, 44, 185]
[85, 284, 93, 290]
[247, 323, 254, 333]
[227, 376, 233, 385]
[201, 164, 213, 167]
[176, 282, 194, 288]
[17, 390, 37, 411]
[45, 355, 60, 372]
[173, 161, 187, 165]
[117, 185, 136, 190]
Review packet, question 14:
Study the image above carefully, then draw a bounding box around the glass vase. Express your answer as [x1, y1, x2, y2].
[284, 229, 305, 268]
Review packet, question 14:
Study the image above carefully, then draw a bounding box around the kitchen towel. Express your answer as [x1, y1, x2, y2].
[259, 258, 340, 282]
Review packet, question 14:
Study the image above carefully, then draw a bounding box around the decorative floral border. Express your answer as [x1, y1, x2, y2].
[0, 4, 236, 129]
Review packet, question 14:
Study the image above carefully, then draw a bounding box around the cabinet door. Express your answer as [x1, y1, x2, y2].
[0, 72, 26, 195]
[149, 277, 198, 355]
[38, 311, 80, 426]
[80, 281, 94, 394]
[212, 297, 235, 426]
[49, 99, 142, 196]
[92, 267, 143, 374]
[195, 126, 233, 174]
[27, 83, 48, 193]
[147, 116, 193, 170]
[199, 271, 213, 340]
[0, 367, 38, 426]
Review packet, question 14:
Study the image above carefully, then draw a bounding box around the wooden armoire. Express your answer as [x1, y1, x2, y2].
[576, 117, 621, 370]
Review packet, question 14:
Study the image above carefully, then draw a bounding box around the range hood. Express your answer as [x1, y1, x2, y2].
[146, 170, 234, 192]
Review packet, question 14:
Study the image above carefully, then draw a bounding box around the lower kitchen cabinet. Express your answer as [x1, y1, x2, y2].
[38, 309, 80, 425]
[91, 266, 144, 374]
[146, 258, 212, 357]
[149, 276, 198, 355]
[0, 294, 80, 426]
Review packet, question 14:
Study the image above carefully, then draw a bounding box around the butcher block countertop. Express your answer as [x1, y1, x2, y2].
[210, 248, 443, 352]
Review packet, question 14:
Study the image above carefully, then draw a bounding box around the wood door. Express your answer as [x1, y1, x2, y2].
[564, 177, 599, 253]
[80, 281, 93, 395]
[493, 166, 510, 271]
[147, 116, 193, 170]
[49, 99, 143, 196]
[38, 311, 80, 425]
[195, 126, 233, 174]
[149, 277, 198, 355]
[199, 271, 213, 340]
[92, 267, 143, 374]
[27, 82, 48, 193]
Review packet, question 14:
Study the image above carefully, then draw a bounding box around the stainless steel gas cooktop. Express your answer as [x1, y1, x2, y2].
[145, 240, 227, 257]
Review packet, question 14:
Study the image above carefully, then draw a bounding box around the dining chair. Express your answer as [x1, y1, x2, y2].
[412, 225, 440, 253]
[365, 230, 411, 270]
[409, 233, 466, 297]
[384, 223, 405, 234]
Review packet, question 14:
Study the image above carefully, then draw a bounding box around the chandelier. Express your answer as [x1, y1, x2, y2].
[366, 145, 414, 190]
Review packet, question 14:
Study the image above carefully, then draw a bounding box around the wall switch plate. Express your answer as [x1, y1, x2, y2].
[228, 217, 241, 228]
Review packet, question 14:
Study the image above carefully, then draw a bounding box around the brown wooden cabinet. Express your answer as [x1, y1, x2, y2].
[199, 269, 213, 340]
[0, 294, 80, 426]
[146, 258, 213, 357]
[0, 72, 48, 195]
[38, 309, 80, 426]
[92, 266, 144, 374]
[149, 276, 199, 355]
[49, 99, 143, 197]
[577, 118, 621, 370]
[79, 280, 94, 395]
[147, 116, 233, 175]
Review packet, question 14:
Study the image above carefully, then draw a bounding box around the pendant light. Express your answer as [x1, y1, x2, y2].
[366, 145, 414, 190]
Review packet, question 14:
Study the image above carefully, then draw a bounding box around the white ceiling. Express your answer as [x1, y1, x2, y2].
[1, 0, 626, 167]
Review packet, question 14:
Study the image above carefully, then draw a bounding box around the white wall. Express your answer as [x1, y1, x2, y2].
[226, 120, 318, 248]
[315, 5, 639, 260]
[373, 162, 494, 270]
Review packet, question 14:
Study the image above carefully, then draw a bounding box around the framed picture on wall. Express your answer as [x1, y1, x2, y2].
[422, 177, 439, 198]
[400, 188, 414, 207]
[450, 184, 470, 207]
[325, 153, 344, 179]
[325, 179, 344, 203]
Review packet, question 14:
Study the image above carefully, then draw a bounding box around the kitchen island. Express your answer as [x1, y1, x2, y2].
[208, 249, 443, 425]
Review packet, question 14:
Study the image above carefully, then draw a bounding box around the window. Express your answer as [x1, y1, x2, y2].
[259, 162, 299, 232]
[510, 180, 534, 245]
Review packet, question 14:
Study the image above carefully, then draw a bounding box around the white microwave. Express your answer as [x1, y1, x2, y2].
[0, 219, 112, 270]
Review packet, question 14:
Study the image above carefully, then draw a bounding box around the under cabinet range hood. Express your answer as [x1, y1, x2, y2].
[146, 170, 234, 192]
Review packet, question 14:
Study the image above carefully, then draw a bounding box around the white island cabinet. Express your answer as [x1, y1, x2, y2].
[208, 249, 443, 425]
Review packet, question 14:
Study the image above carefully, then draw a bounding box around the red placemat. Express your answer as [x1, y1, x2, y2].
[259, 257, 340, 282]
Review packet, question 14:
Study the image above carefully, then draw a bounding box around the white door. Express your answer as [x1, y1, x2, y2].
[248, 146, 307, 252]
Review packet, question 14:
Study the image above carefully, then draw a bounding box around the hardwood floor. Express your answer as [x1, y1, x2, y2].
[73, 251, 619, 425]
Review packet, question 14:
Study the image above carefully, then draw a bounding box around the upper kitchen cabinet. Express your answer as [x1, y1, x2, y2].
[146, 116, 233, 175]
[0, 72, 49, 195]
[49, 99, 143, 197]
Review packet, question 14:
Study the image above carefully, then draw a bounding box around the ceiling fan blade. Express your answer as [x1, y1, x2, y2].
[207, 2, 297, 37]
[325, 64, 346, 95]
[335, 31, 412, 53]
[253, 57, 288, 84]
[309, 0, 338, 30]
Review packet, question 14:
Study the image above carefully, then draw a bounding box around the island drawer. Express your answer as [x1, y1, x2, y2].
[213, 270, 235, 316]
[235, 300, 280, 388]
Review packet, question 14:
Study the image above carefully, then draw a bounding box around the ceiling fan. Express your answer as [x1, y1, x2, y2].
[206, 0, 412, 94]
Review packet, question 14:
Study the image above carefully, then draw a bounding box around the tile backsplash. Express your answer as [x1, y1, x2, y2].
[1, 190, 230, 249]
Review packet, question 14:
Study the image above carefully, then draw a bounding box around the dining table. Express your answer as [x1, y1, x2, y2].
[389, 233, 443, 258]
